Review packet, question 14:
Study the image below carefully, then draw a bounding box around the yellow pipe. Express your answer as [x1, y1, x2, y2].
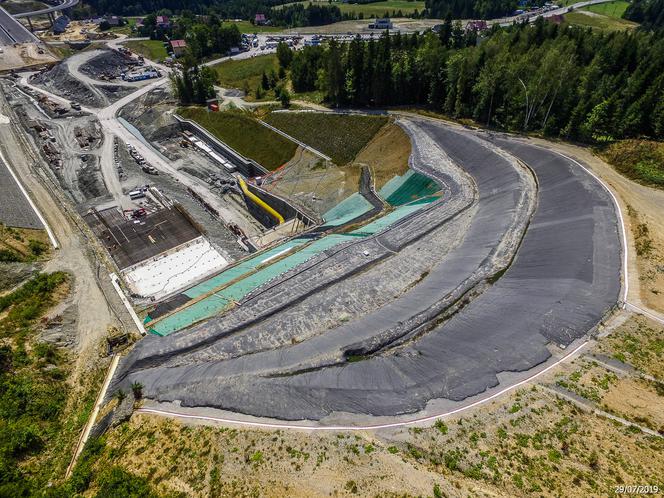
[238, 177, 284, 225]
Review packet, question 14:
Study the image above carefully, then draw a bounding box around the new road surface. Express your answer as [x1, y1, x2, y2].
[0, 7, 38, 45]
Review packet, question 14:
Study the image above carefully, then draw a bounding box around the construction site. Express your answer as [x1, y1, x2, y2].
[0, 31, 625, 424]
[1, 2, 664, 495]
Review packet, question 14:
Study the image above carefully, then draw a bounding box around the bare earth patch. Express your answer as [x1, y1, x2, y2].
[602, 378, 664, 433]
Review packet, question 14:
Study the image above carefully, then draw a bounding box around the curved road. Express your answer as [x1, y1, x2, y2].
[13, 0, 78, 18]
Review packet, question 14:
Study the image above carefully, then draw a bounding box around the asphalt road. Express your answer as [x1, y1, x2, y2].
[13, 0, 79, 18]
[0, 123, 43, 229]
[110, 120, 621, 422]
[0, 7, 37, 46]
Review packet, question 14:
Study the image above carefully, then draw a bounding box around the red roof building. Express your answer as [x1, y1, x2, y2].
[170, 39, 187, 56]
[156, 15, 170, 28]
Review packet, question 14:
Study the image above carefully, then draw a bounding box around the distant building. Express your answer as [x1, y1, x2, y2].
[255, 13, 267, 25]
[53, 15, 70, 34]
[156, 15, 170, 29]
[170, 39, 187, 57]
[465, 20, 488, 32]
[369, 18, 393, 30]
[105, 15, 122, 27]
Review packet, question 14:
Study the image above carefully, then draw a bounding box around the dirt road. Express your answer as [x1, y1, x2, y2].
[0, 87, 123, 368]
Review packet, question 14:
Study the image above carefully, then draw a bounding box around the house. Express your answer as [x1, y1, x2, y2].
[156, 15, 170, 29]
[369, 18, 393, 30]
[170, 39, 187, 57]
[465, 20, 488, 32]
[105, 15, 122, 27]
[255, 13, 267, 25]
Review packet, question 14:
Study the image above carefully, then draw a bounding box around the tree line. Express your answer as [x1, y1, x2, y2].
[283, 18, 664, 142]
[425, 0, 519, 20]
[623, 0, 664, 29]
[171, 55, 218, 105]
[71, 0, 287, 19]
[138, 12, 242, 60]
[74, 0, 525, 22]
[270, 4, 348, 27]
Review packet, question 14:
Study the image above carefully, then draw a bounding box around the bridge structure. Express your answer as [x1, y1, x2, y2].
[10, 0, 79, 31]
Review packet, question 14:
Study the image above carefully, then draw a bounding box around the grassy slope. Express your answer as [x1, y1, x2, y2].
[178, 107, 297, 170]
[278, 0, 425, 16]
[212, 54, 280, 94]
[264, 112, 389, 165]
[107, 18, 138, 36]
[602, 140, 664, 188]
[584, 0, 630, 18]
[0, 225, 50, 263]
[213, 53, 321, 102]
[228, 20, 284, 33]
[85, 313, 664, 498]
[123, 40, 169, 61]
[563, 9, 638, 31]
[0, 272, 108, 494]
[353, 122, 411, 189]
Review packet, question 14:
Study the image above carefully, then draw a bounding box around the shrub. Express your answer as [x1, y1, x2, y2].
[434, 419, 448, 435]
[95, 466, 157, 498]
[28, 240, 48, 256]
[131, 382, 143, 400]
[0, 249, 21, 263]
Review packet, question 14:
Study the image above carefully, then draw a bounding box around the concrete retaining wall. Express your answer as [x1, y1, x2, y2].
[174, 114, 268, 178]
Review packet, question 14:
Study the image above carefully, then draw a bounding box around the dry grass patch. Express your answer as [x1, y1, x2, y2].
[352, 121, 411, 190]
[601, 378, 664, 433]
[598, 315, 664, 380]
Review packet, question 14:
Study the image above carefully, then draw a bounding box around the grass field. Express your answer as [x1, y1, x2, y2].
[212, 54, 280, 95]
[583, 0, 630, 18]
[123, 39, 169, 61]
[107, 17, 139, 36]
[178, 108, 297, 170]
[603, 140, 664, 188]
[264, 112, 389, 165]
[227, 20, 284, 33]
[563, 9, 638, 31]
[279, 0, 425, 17]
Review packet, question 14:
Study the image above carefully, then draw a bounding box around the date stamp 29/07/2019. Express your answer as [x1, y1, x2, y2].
[614, 485, 660, 495]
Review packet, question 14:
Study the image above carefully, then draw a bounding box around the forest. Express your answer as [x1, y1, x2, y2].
[623, 0, 664, 28]
[424, 0, 519, 19]
[270, 4, 349, 27]
[74, 0, 520, 21]
[72, 0, 284, 18]
[286, 18, 664, 142]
